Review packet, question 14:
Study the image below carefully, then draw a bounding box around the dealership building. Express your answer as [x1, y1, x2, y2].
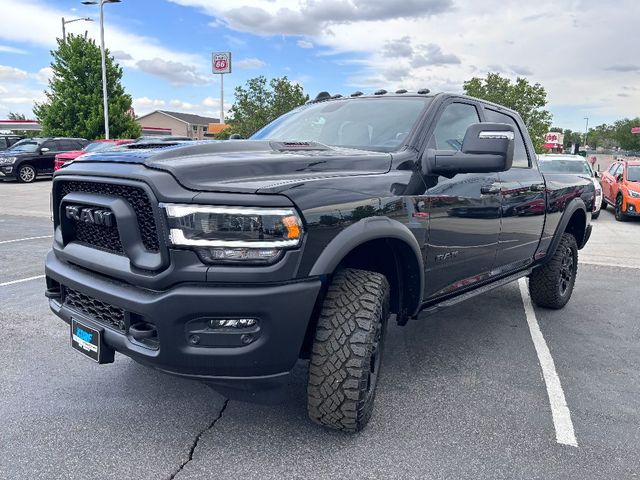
[135, 110, 220, 139]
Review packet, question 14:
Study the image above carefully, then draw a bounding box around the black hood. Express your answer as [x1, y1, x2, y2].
[78, 140, 392, 193]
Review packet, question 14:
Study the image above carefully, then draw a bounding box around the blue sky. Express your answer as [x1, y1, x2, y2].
[0, 0, 639, 133]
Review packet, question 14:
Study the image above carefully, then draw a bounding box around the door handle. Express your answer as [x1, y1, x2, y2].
[480, 185, 501, 195]
[530, 183, 546, 192]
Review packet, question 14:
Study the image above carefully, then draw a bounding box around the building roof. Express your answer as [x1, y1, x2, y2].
[136, 110, 219, 126]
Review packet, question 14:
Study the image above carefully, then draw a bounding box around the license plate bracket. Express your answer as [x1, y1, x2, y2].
[71, 319, 115, 364]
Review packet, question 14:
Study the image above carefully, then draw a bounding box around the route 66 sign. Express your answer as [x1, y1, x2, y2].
[212, 52, 231, 74]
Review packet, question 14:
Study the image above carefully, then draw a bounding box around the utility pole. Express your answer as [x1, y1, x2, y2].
[82, 0, 120, 139]
[220, 74, 224, 124]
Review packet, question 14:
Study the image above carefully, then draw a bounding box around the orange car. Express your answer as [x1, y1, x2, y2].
[600, 159, 640, 221]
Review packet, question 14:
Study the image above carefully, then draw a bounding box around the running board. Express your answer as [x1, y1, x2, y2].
[418, 269, 532, 317]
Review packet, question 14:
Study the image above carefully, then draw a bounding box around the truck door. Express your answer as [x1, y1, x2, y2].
[423, 100, 502, 299]
[483, 107, 545, 273]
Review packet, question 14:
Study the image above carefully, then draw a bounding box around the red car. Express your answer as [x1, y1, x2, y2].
[54, 139, 133, 171]
[600, 159, 640, 221]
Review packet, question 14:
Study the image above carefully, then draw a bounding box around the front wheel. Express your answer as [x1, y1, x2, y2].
[600, 199, 607, 210]
[592, 210, 600, 220]
[529, 233, 578, 309]
[17, 164, 36, 183]
[615, 195, 628, 222]
[307, 268, 390, 433]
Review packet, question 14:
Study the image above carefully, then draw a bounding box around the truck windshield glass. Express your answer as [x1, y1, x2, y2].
[83, 142, 115, 153]
[539, 159, 592, 175]
[627, 165, 640, 182]
[8, 140, 40, 153]
[251, 97, 431, 152]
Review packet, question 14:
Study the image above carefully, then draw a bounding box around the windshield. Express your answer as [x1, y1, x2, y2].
[539, 159, 592, 175]
[8, 140, 40, 153]
[83, 141, 115, 153]
[628, 165, 640, 182]
[251, 97, 431, 152]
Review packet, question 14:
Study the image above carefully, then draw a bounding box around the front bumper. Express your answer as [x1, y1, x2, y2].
[623, 196, 640, 216]
[0, 165, 15, 179]
[45, 251, 322, 400]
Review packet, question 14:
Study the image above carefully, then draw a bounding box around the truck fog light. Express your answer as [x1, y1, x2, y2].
[208, 318, 258, 329]
[196, 247, 282, 264]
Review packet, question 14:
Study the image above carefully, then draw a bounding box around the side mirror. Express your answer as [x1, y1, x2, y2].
[616, 173, 624, 182]
[421, 123, 515, 176]
[594, 171, 599, 178]
[40, 147, 50, 154]
[229, 134, 242, 140]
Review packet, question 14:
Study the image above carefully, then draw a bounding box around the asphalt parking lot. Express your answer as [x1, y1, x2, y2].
[1, 180, 639, 480]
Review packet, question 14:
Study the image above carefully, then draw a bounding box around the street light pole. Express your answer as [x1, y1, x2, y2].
[98, 1, 109, 139]
[584, 117, 589, 147]
[61, 17, 93, 41]
[82, 0, 120, 139]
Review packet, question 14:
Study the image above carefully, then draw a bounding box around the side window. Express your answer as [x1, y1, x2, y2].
[608, 163, 620, 175]
[41, 141, 55, 151]
[0, 138, 6, 149]
[484, 109, 530, 168]
[432, 103, 479, 151]
[61, 141, 77, 151]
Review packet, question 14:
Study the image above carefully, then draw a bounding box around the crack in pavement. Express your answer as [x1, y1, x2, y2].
[168, 399, 229, 480]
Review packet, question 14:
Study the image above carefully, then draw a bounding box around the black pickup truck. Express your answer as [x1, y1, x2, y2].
[45, 92, 594, 432]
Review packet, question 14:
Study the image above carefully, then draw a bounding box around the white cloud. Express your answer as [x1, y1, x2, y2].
[297, 40, 313, 49]
[202, 96, 221, 107]
[0, 45, 26, 54]
[170, 99, 196, 110]
[235, 57, 266, 70]
[0, 65, 28, 81]
[34, 67, 53, 85]
[136, 58, 210, 86]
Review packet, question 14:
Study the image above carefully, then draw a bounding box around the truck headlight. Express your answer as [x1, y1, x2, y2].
[162, 204, 303, 264]
[628, 189, 640, 198]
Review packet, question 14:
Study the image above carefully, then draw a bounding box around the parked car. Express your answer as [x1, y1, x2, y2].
[45, 92, 594, 432]
[54, 139, 134, 171]
[0, 134, 25, 150]
[0, 137, 88, 183]
[600, 159, 640, 221]
[538, 154, 602, 218]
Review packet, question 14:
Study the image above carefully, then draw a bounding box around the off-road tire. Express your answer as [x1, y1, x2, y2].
[615, 194, 628, 222]
[307, 268, 390, 433]
[600, 199, 607, 210]
[17, 164, 36, 183]
[529, 233, 578, 309]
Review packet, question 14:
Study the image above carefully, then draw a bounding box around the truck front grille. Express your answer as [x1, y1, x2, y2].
[56, 180, 160, 253]
[64, 287, 126, 332]
[73, 212, 125, 254]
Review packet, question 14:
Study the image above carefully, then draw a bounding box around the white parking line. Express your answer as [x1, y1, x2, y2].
[0, 275, 45, 287]
[0, 235, 52, 245]
[518, 278, 578, 448]
[579, 260, 640, 270]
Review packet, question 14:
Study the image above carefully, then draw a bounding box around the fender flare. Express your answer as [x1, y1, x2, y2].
[309, 216, 425, 313]
[546, 198, 588, 260]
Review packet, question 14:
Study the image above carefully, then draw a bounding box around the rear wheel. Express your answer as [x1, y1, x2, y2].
[529, 233, 578, 309]
[307, 268, 390, 433]
[592, 210, 600, 219]
[17, 164, 36, 183]
[615, 195, 628, 222]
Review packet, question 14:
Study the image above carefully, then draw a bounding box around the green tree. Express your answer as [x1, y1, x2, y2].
[612, 118, 640, 151]
[588, 123, 617, 150]
[226, 76, 309, 138]
[463, 73, 552, 152]
[7, 112, 38, 138]
[34, 34, 140, 140]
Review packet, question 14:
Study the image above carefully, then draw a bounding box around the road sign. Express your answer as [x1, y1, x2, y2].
[212, 52, 231, 74]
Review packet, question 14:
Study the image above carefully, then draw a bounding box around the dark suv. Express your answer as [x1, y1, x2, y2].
[0, 137, 88, 183]
[45, 92, 594, 432]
